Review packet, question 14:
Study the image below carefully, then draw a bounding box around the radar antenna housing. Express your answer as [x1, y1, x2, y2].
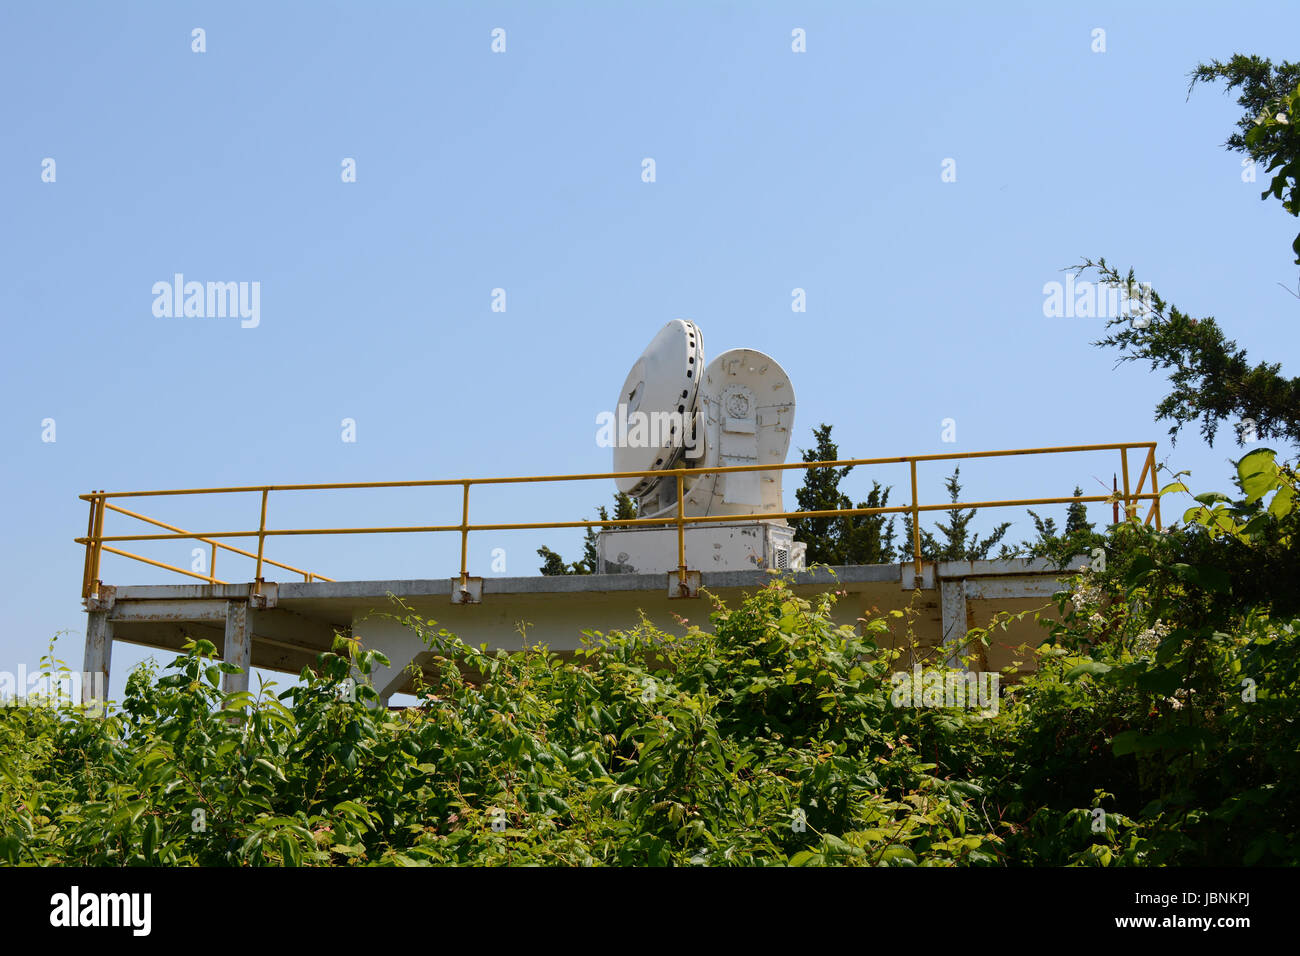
[599, 321, 807, 575]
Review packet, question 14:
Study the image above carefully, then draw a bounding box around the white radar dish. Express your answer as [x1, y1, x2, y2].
[681, 348, 795, 518]
[612, 320, 704, 497]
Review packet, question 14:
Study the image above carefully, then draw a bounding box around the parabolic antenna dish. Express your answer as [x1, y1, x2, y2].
[613, 320, 704, 496]
[681, 348, 795, 518]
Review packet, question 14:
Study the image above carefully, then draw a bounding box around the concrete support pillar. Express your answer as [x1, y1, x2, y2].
[223, 601, 251, 695]
[82, 610, 112, 710]
[939, 578, 968, 668]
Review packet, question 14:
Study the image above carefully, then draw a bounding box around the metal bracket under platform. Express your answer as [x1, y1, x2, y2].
[85, 584, 116, 612]
[667, 570, 701, 599]
[250, 581, 278, 609]
[451, 576, 483, 604]
[901, 563, 935, 590]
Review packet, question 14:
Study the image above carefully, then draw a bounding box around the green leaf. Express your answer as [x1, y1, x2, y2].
[141, 816, 160, 861]
[0, 836, 19, 865]
[877, 845, 917, 864]
[1111, 730, 1147, 757]
[1065, 661, 1112, 681]
[253, 757, 287, 782]
[1268, 483, 1295, 519]
[1237, 449, 1278, 503]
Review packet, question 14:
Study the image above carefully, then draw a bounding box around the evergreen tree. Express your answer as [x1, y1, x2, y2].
[789, 424, 896, 565]
[901, 468, 1011, 562]
[1082, 57, 1300, 448]
[574, 506, 607, 574]
[536, 545, 573, 576]
[1012, 486, 1105, 568]
[898, 515, 939, 564]
[1064, 487, 1092, 537]
[613, 492, 638, 521]
[538, 494, 639, 574]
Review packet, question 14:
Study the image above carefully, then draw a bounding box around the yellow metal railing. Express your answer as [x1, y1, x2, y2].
[77, 441, 1162, 600]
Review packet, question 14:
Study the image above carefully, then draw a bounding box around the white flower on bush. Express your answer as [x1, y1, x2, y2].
[1069, 565, 1107, 618]
[1132, 619, 1172, 657]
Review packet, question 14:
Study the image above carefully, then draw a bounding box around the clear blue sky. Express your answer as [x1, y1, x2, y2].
[2, 1, 1297, 700]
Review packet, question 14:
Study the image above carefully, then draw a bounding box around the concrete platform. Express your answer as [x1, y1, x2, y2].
[82, 559, 1077, 706]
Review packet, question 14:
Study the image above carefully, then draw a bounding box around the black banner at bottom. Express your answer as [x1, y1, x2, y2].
[0, 865, 1286, 943]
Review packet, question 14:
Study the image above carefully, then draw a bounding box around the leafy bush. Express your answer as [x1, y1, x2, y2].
[0, 584, 1012, 866]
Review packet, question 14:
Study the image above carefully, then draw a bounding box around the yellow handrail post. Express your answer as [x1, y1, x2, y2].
[90, 492, 106, 598]
[460, 481, 471, 590]
[209, 542, 217, 584]
[676, 471, 687, 588]
[81, 495, 98, 599]
[1134, 453, 1151, 502]
[1120, 447, 1133, 521]
[254, 489, 269, 592]
[910, 460, 922, 577]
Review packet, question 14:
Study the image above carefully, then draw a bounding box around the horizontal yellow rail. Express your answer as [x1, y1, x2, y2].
[77, 441, 1162, 599]
[102, 501, 332, 584]
[98, 545, 228, 586]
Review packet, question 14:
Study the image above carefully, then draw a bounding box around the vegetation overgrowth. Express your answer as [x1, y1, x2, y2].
[2, 449, 1296, 866]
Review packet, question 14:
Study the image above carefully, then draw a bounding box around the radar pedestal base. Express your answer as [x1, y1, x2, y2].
[596, 521, 806, 575]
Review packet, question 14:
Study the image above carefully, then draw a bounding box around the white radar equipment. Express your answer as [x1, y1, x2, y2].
[598, 320, 807, 577]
